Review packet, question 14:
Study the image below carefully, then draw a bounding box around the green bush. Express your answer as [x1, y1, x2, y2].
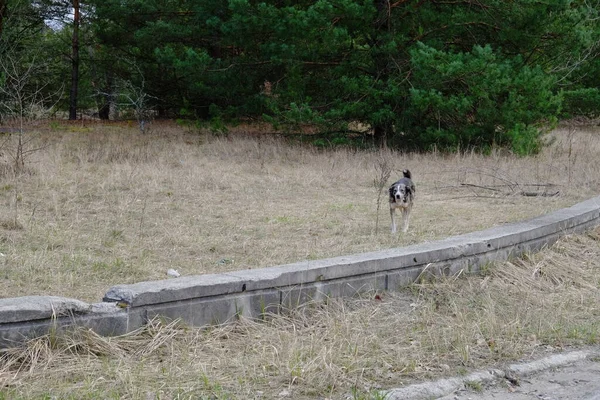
[561, 88, 600, 118]
[397, 44, 560, 155]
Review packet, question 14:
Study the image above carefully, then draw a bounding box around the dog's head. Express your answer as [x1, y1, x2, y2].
[389, 181, 413, 205]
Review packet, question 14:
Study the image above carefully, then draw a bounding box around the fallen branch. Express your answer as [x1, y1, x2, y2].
[460, 183, 503, 192]
[520, 191, 560, 197]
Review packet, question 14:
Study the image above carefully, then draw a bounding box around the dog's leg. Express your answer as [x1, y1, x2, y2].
[390, 207, 397, 233]
[402, 207, 411, 233]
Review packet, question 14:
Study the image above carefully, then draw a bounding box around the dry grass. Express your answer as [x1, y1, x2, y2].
[0, 121, 599, 302]
[1, 227, 600, 399]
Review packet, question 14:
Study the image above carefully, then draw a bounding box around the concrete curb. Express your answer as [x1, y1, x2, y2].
[1, 196, 599, 348]
[382, 349, 600, 400]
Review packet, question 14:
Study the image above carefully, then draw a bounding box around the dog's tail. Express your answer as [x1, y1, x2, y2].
[403, 169, 412, 179]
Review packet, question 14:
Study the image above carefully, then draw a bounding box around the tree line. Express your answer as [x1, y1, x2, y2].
[1, 0, 599, 153]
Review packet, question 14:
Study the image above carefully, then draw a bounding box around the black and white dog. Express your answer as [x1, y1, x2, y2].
[389, 169, 415, 233]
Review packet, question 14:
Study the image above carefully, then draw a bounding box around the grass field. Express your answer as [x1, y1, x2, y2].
[0, 121, 599, 302]
[1, 121, 600, 399]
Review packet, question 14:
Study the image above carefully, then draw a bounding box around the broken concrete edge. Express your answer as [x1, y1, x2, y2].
[382, 348, 600, 400]
[0, 195, 598, 348]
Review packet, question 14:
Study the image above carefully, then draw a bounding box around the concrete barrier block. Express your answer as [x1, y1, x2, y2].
[80, 304, 131, 336]
[103, 273, 248, 307]
[387, 267, 426, 290]
[0, 305, 129, 348]
[0, 319, 56, 348]
[143, 290, 281, 327]
[0, 296, 91, 323]
[228, 241, 466, 293]
[454, 203, 599, 252]
[280, 273, 387, 308]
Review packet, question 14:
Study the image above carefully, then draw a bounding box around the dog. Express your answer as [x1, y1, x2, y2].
[389, 169, 415, 233]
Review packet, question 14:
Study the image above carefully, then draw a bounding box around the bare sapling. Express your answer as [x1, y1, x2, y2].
[373, 153, 393, 234]
[566, 122, 576, 185]
[0, 51, 60, 173]
[0, 50, 61, 227]
[117, 78, 156, 133]
[99, 62, 157, 133]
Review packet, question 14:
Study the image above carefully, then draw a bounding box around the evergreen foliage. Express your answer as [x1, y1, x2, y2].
[0, 0, 599, 153]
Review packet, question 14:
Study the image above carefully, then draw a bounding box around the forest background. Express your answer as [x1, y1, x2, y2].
[0, 0, 599, 153]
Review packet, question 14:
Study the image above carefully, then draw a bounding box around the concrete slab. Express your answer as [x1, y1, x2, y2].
[103, 273, 248, 307]
[0, 296, 91, 323]
[280, 273, 388, 309]
[141, 289, 281, 327]
[0, 303, 128, 348]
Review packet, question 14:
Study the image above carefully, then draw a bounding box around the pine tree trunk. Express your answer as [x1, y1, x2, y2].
[0, 0, 7, 40]
[98, 75, 113, 120]
[372, 0, 391, 148]
[373, 124, 388, 148]
[98, 100, 110, 120]
[69, 0, 80, 120]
